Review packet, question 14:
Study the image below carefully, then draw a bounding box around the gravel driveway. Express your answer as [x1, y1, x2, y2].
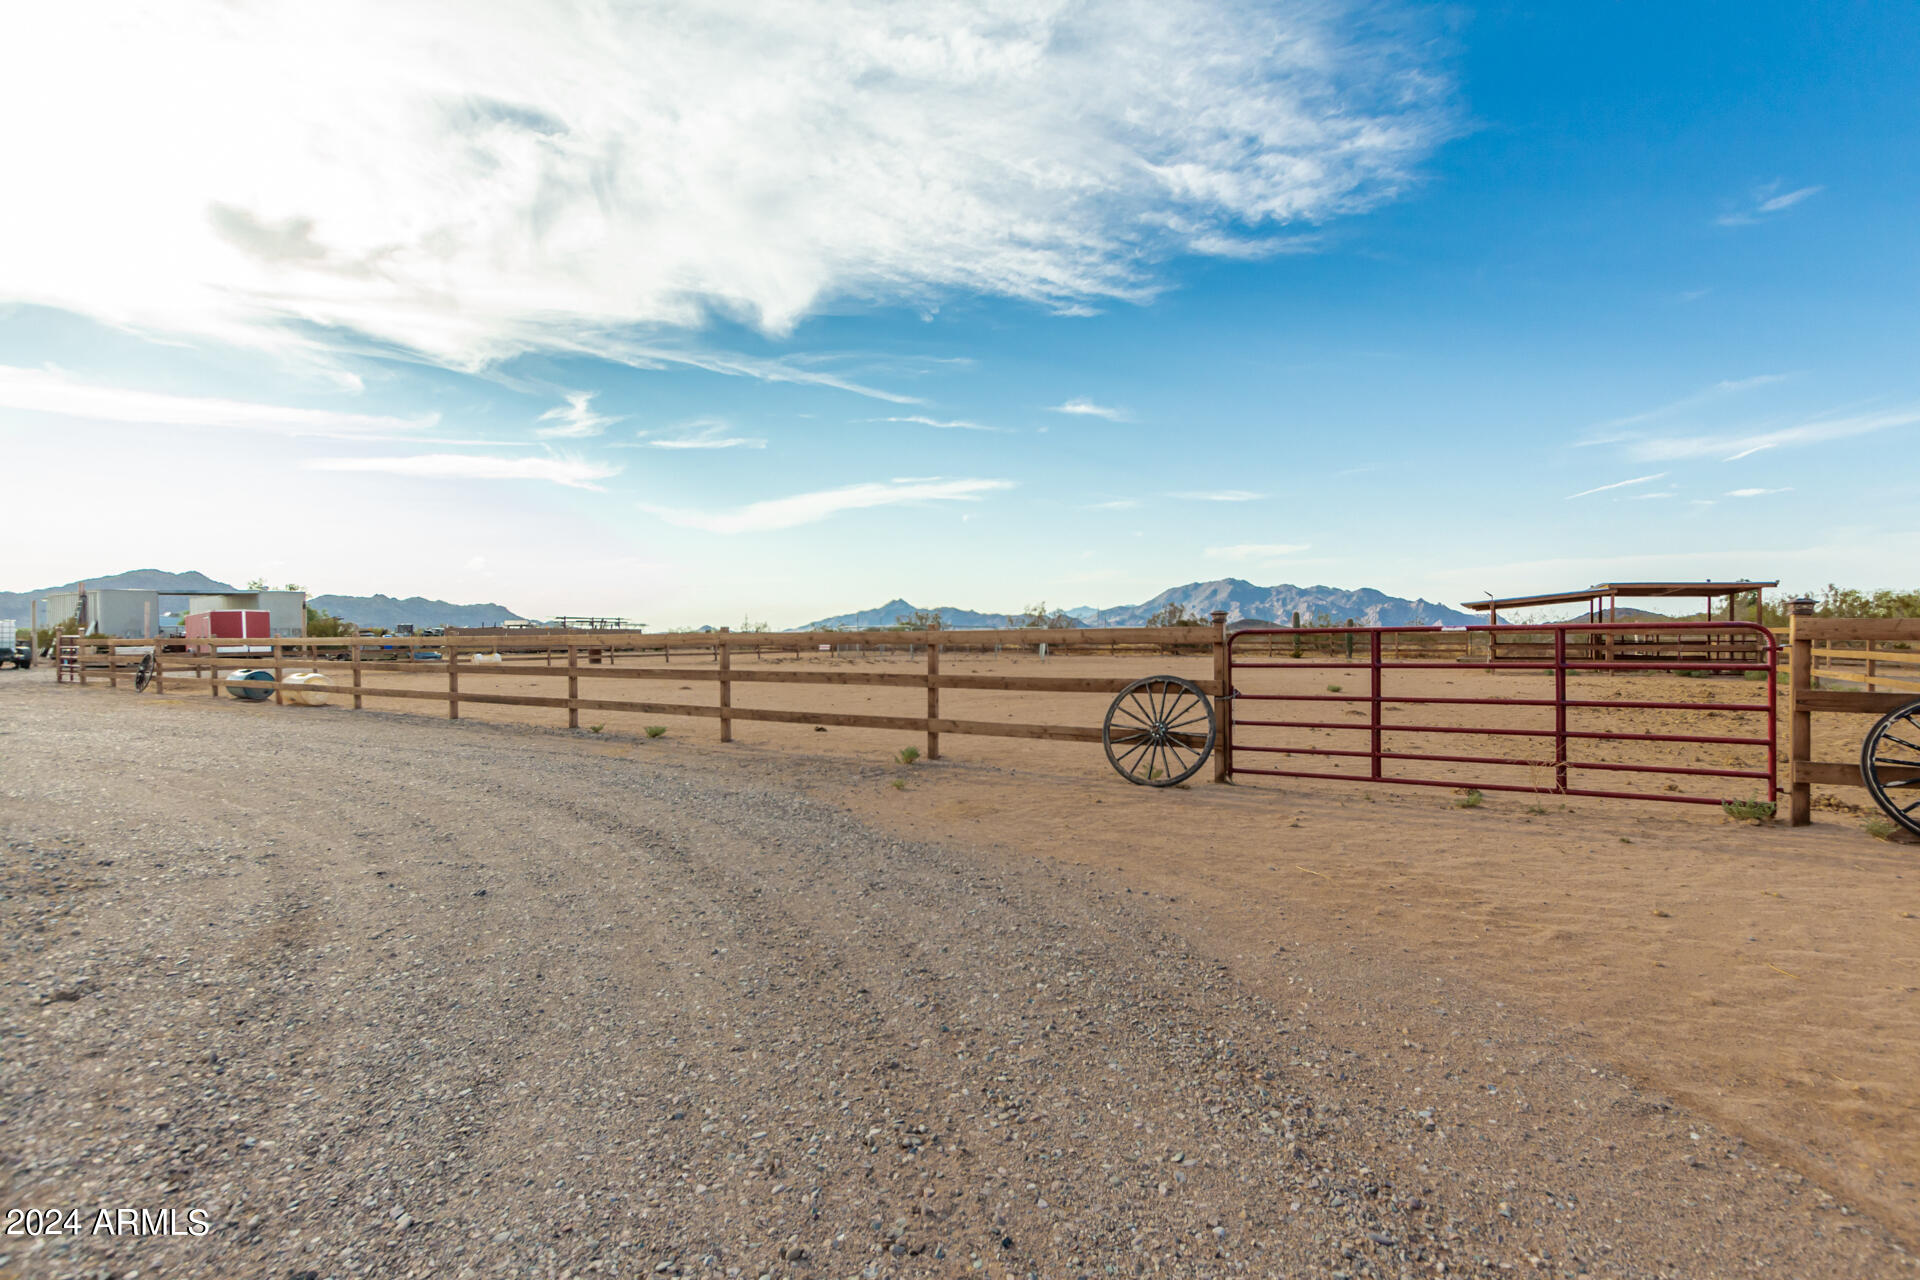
[2, 676, 1909, 1278]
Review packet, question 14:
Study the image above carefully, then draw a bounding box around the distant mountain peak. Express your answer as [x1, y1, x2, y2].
[798, 579, 1475, 632]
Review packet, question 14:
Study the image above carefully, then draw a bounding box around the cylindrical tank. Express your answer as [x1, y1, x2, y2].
[225, 669, 276, 701]
[281, 672, 333, 705]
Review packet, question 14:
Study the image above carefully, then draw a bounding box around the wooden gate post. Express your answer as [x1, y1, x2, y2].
[272, 639, 283, 706]
[1211, 611, 1231, 782]
[567, 642, 580, 729]
[351, 638, 363, 711]
[447, 641, 459, 720]
[1788, 599, 1815, 826]
[718, 627, 732, 743]
[926, 625, 941, 761]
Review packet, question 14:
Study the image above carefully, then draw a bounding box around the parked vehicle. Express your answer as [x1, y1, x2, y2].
[0, 620, 32, 669]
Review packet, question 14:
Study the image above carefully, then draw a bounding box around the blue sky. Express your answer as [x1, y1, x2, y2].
[3, 2, 1915, 627]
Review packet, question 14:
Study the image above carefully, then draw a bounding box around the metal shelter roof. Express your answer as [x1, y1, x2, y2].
[1460, 580, 1779, 613]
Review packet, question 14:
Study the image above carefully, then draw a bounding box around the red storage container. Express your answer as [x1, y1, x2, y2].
[185, 610, 272, 654]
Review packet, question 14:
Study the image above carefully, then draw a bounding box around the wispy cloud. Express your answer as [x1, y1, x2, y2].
[2, 4, 1452, 372]
[874, 415, 1006, 433]
[1726, 487, 1792, 498]
[0, 364, 441, 439]
[648, 437, 763, 450]
[305, 453, 618, 490]
[1716, 182, 1824, 227]
[1050, 398, 1131, 421]
[1205, 542, 1311, 558]
[631, 418, 766, 450]
[1083, 499, 1140, 510]
[1566, 473, 1667, 499]
[1632, 407, 1920, 462]
[1586, 374, 1787, 434]
[638, 477, 1014, 534]
[534, 391, 620, 439]
[1169, 489, 1264, 502]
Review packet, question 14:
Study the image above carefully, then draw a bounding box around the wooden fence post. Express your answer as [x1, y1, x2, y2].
[1211, 611, 1231, 782]
[271, 639, 284, 705]
[927, 626, 941, 760]
[447, 641, 460, 720]
[1865, 640, 1877, 693]
[567, 643, 580, 729]
[153, 637, 165, 694]
[107, 637, 118, 688]
[1788, 599, 1814, 826]
[718, 627, 732, 742]
[351, 638, 363, 710]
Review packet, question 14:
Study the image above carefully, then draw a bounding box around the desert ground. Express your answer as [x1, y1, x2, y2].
[4, 659, 1917, 1278]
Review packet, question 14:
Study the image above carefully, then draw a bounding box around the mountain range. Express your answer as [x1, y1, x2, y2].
[306, 594, 526, 629]
[797, 579, 1479, 631]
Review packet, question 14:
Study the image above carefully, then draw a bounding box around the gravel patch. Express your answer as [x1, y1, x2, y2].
[1, 675, 1911, 1278]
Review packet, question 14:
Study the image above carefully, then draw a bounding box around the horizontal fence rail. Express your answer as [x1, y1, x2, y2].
[58, 624, 1230, 763]
[1225, 622, 1778, 806]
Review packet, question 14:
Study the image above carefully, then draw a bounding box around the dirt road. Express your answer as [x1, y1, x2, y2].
[2, 675, 1910, 1277]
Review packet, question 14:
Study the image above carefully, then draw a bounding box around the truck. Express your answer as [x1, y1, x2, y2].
[0, 620, 31, 670]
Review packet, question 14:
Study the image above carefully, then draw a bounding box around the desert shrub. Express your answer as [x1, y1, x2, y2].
[1453, 789, 1484, 809]
[644, 725, 666, 738]
[896, 746, 921, 765]
[1721, 799, 1776, 822]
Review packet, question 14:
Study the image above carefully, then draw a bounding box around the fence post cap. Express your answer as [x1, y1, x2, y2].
[1210, 610, 1229, 624]
[1787, 597, 1816, 616]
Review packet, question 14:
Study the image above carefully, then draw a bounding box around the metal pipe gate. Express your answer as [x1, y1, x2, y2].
[1224, 621, 1777, 806]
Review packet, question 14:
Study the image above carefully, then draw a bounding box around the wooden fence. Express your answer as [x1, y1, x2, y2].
[65, 619, 1237, 780]
[1787, 614, 1920, 825]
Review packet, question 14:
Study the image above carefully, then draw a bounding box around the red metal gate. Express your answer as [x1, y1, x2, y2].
[1224, 622, 1777, 806]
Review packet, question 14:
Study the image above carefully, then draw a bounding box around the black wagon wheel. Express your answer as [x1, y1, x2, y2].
[1861, 698, 1920, 838]
[133, 653, 157, 692]
[1104, 675, 1215, 787]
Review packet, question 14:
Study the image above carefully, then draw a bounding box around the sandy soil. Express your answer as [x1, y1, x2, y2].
[7, 664, 1917, 1279]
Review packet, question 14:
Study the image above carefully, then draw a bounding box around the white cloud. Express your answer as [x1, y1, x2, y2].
[1566, 473, 1666, 499]
[1205, 543, 1311, 558]
[648, 436, 764, 450]
[0, 3, 1451, 372]
[0, 363, 438, 438]
[631, 418, 766, 450]
[1169, 489, 1264, 502]
[1716, 182, 1824, 227]
[535, 391, 619, 439]
[306, 453, 617, 489]
[1050, 398, 1131, 421]
[876, 415, 1005, 433]
[1587, 374, 1787, 434]
[1630, 407, 1920, 462]
[1084, 499, 1140, 510]
[1726, 487, 1792, 498]
[639, 477, 1013, 534]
